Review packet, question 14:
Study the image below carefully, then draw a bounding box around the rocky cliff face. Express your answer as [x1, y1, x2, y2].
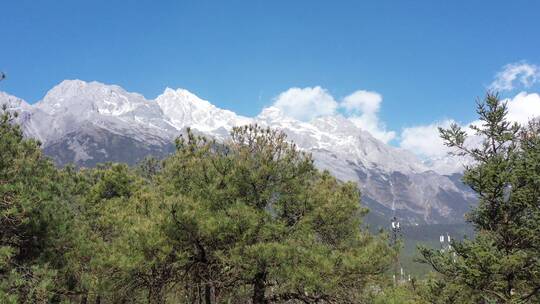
[0, 80, 475, 224]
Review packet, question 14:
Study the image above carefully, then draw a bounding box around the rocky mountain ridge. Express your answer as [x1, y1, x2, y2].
[0, 80, 475, 224]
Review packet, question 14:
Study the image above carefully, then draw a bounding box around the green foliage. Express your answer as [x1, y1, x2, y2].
[420, 93, 540, 303]
[0, 115, 394, 303]
[0, 106, 88, 303]
[14, 92, 540, 303]
[0, 108, 53, 302]
[7, 91, 540, 303]
[156, 125, 394, 303]
[371, 283, 422, 304]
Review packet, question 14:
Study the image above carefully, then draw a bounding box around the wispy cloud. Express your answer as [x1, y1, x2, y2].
[489, 61, 539, 92]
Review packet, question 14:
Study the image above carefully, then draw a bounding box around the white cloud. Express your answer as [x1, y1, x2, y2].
[401, 62, 540, 162]
[506, 92, 540, 123]
[342, 90, 396, 143]
[267, 63, 540, 173]
[399, 92, 540, 163]
[341, 90, 382, 114]
[270, 87, 396, 143]
[399, 120, 483, 174]
[272, 86, 338, 121]
[399, 120, 454, 158]
[490, 62, 539, 92]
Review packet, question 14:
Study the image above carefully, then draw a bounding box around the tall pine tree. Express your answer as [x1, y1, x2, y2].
[420, 93, 540, 303]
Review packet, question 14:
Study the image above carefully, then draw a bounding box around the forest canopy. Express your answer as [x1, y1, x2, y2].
[0, 109, 394, 303]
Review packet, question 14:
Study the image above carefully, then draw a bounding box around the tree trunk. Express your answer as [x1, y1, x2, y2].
[148, 285, 164, 304]
[252, 271, 267, 304]
[204, 283, 213, 304]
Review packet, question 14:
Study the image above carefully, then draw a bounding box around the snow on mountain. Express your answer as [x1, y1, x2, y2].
[256, 106, 474, 223]
[156, 88, 252, 139]
[258, 107, 428, 173]
[0, 80, 475, 224]
[36, 79, 144, 116]
[0, 91, 41, 139]
[32, 80, 178, 145]
[0, 91, 30, 110]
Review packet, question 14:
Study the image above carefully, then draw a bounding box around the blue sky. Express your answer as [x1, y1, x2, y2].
[2, 0, 540, 145]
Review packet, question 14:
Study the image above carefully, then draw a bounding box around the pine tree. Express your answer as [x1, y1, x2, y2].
[1, 107, 396, 303]
[158, 125, 394, 303]
[419, 93, 540, 303]
[0, 106, 62, 303]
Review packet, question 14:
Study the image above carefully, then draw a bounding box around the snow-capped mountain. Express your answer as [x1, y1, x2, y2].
[0, 91, 30, 110]
[156, 88, 252, 139]
[0, 80, 475, 224]
[256, 107, 474, 224]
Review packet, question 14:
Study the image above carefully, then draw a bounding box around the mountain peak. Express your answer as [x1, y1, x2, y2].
[57, 79, 89, 87]
[38, 80, 148, 117]
[44, 79, 92, 100]
[159, 87, 212, 108]
[0, 91, 30, 110]
[156, 88, 251, 133]
[0, 80, 473, 224]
